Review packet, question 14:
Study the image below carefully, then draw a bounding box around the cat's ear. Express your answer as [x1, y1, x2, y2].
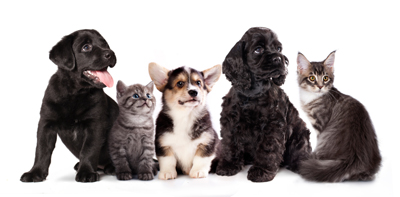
[202, 64, 222, 92]
[324, 51, 336, 72]
[116, 80, 127, 98]
[297, 52, 310, 74]
[146, 81, 154, 93]
[148, 62, 170, 92]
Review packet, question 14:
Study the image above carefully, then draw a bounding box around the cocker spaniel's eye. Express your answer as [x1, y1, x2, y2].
[277, 47, 282, 52]
[82, 44, 93, 52]
[254, 47, 263, 54]
[196, 81, 201, 87]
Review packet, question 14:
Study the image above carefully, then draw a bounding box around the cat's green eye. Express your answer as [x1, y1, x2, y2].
[309, 76, 316, 81]
[323, 76, 329, 82]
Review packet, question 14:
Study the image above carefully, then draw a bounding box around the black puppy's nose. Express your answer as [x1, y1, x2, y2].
[188, 90, 198, 97]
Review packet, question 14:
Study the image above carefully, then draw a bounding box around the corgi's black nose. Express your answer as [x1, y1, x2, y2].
[188, 90, 198, 97]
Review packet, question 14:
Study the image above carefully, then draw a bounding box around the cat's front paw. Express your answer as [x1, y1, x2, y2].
[158, 170, 177, 180]
[247, 166, 276, 182]
[138, 172, 154, 181]
[189, 168, 208, 178]
[116, 172, 132, 180]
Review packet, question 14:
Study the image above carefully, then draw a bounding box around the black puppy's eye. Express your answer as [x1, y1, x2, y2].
[277, 47, 282, 52]
[196, 81, 201, 87]
[254, 47, 263, 54]
[82, 44, 93, 52]
[133, 94, 139, 98]
[177, 81, 185, 88]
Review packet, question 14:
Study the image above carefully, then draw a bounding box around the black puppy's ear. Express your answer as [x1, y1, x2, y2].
[222, 41, 252, 90]
[49, 35, 76, 71]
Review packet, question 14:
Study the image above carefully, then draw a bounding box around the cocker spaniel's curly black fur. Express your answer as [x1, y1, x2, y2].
[215, 27, 312, 182]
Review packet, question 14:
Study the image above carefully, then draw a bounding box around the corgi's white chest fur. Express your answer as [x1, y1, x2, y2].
[160, 106, 211, 174]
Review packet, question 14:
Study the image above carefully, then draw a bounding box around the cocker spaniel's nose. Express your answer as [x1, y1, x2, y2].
[273, 56, 281, 63]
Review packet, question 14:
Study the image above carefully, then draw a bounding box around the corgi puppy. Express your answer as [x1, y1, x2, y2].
[148, 63, 221, 180]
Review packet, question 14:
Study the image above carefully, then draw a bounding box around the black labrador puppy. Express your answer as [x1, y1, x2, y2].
[21, 29, 119, 182]
[215, 27, 312, 182]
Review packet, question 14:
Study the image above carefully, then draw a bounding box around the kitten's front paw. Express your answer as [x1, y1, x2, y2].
[116, 172, 132, 180]
[189, 168, 208, 178]
[138, 172, 154, 181]
[247, 166, 276, 182]
[158, 170, 177, 180]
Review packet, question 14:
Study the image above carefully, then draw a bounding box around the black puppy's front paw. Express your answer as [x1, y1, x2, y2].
[20, 169, 48, 182]
[138, 172, 154, 181]
[116, 172, 132, 180]
[216, 160, 243, 176]
[247, 166, 276, 182]
[75, 171, 99, 182]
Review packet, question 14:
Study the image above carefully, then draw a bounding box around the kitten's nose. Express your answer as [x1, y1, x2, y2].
[188, 90, 198, 97]
[318, 86, 323, 89]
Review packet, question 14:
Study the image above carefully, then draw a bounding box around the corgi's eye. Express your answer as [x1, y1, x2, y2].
[196, 81, 201, 87]
[146, 93, 151, 99]
[323, 76, 329, 82]
[177, 81, 185, 88]
[133, 94, 139, 98]
[309, 76, 315, 81]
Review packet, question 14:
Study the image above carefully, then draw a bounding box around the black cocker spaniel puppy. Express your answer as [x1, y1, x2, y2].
[215, 27, 312, 182]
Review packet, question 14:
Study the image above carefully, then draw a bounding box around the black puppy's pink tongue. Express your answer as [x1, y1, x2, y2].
[92, 70, 114, 87]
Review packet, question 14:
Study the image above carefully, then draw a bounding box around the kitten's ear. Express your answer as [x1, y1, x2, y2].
[116, 80, 127, 98]
[324, 51, 336, 72]
[202, 64, 222, 92]
[148, 62, 170, 92]
[146, 81, 154, 93]
[297, 52, 310, 74]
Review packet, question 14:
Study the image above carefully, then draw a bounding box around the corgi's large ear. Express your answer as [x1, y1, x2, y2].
[202, 64, 222, 92]
[148, 62, 170, 92]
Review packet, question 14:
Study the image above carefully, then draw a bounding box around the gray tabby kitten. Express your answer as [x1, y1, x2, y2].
[108, 80, 157, 180]
[296, 51, 381, 182]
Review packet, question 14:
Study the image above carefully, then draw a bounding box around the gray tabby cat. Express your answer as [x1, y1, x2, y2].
[296, 51, 381, 182]
[108, 80, 158, 180]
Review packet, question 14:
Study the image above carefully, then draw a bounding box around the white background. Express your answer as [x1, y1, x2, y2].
[0, 0, 398, 196]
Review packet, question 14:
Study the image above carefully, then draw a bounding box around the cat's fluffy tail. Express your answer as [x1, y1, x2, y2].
[298, 159, 354, 182]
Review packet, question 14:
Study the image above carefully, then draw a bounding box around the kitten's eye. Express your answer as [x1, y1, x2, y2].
[146, 93, 151, 99]
[323, 76, 329, 82]
[133, 94, 139, 99]
[309, 76, 316, 81]
[82, 44, 92, 52]
[254, 47, 264, 54]
[196, 81, 201, 87]
[177, 81, 185, 88]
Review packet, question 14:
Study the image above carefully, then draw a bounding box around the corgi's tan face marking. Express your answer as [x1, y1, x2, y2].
[148, 63, 222, 108]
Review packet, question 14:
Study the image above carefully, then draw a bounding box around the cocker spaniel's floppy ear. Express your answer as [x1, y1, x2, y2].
[272, 55, 288, 86]
[49, 35, 76, 71]
[222, 41, 252, 90]
[148, 62, 170, 92]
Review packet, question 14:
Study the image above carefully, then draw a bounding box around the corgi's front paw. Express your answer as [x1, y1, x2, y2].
[158, 170, 177, 180]
[189, 168, 208, 178]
